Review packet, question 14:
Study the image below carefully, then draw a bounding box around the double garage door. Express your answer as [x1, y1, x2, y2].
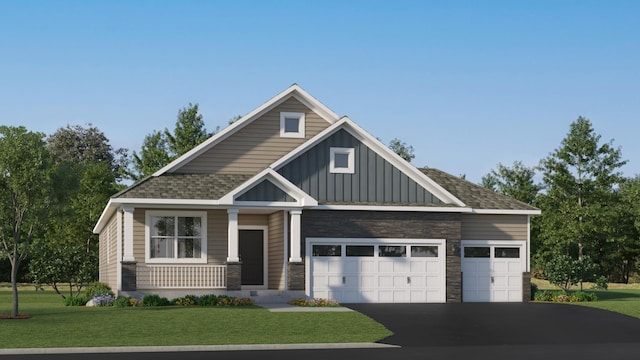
[308, 239, 446, 303]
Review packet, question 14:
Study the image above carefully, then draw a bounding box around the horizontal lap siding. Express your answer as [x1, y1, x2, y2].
[99, 213, 119, 291]
[461, 214, 528, 241]
[268, 211, 285, 290]
[133, 210, 146, 263]
[208, 210, 227, 265]
[176, 97, 330, 174]
[238, 214, 269, 226]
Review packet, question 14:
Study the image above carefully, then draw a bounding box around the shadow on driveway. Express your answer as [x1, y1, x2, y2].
[347, 303, 640, 347]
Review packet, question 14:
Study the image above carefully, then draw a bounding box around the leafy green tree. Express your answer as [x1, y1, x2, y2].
[0, 126, 51, 318]
[545, 254, 602, 292]
[481, 161, 541, 204]
[47, 124, 129, 182]
[130, 103, 214, 180]
[29, 244, 97, 299]
[130, 130, 172, 180]
[535, 117, 626, 271]
[389, 138, 415, 162]
[165, 103, 212, 159]
[604, 176, 640, 282]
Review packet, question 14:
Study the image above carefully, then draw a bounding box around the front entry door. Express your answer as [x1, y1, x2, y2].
[239, 229, 264, 286]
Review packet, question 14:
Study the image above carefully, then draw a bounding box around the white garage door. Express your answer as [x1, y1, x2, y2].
[462, 241, 525, 302]
[307, 239, 446, 303]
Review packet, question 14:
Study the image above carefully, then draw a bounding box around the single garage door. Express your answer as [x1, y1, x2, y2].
[308, 239, 446, 303]
[462, 241, 525, 302]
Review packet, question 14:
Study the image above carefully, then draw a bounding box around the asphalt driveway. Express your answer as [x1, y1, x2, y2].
[347, 303, 640, 347]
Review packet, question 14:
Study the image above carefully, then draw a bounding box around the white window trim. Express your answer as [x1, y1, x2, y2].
[145, 210, 208, 264]
[330, 147, 355, 174]
[280, 112, 305, 138]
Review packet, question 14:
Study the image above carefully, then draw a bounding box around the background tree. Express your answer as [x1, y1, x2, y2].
[165, 103, 212, 158]
[47, 124, 129, 182]
[389, 138, 415, 162]
[130, 103, 214, 180]
[481, 161, 541, 204]
[535, 117, 627, 276]
[0, 126, 51, 318]
[130, 130, 171, 180]
[605, 176, 640, 282]
[29, 244, 97, 299]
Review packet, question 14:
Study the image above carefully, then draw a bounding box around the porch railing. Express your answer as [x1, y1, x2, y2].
[136, 264, 226, 289]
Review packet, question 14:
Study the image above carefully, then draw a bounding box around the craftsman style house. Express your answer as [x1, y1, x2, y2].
[94, 84, 540, 303]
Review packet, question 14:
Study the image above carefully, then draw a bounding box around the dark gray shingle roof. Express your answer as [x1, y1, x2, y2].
[115, 174, 253, 200]
[420, 168, 538, 211]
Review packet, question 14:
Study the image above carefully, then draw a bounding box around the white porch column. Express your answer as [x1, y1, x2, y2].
[122, 207, 135, 262]
[289, 209, 302, 263]
[227, 208, 240, 262]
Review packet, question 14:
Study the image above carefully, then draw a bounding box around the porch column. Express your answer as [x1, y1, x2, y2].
[289, 210, 302, 263]
[122, 207, 135, 262]
[227, 208, 240, 262]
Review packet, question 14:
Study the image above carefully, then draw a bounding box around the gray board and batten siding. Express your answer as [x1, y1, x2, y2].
[236, 179, 296, 202]
[277, 129, 442, 204]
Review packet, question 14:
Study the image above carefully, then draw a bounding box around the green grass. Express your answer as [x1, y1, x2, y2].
[532, 278, 640, 319]
[0, 289, 392, 349]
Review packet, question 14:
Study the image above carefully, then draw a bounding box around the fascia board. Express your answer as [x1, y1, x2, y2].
[93, 199, 116, 234]
[110, 198, 221, 206]
[470, 209, 542, 215]
[314, 204, 473, 213]
[154, 84, 340, 176]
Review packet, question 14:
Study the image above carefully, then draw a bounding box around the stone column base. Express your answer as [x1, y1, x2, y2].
[121, 261, 137, 291]
[523, 272, 532, 301]
[288, 262, 304, 291]
[226, 262, 242, 290]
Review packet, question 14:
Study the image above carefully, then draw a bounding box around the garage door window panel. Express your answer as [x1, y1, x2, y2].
[313, 245, 342, 256]
[411, 246, 438, 257]
[495, 247, 520, 258]
[379, 246, 406, 257]
[464, 247, 490, 258]
[346, 245, 374, 257]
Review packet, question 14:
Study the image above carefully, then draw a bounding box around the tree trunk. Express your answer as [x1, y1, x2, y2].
[11, 258, 20, 318]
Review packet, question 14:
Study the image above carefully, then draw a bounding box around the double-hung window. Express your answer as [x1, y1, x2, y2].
[146, 211, 207, 263]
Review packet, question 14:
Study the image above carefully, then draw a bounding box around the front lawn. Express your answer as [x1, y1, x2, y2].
[0, 288, 392, 349]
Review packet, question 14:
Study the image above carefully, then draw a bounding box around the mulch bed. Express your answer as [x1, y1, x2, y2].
[0, 314, 32, 320]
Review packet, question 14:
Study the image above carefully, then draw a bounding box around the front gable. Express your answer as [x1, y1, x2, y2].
[156, 84, 340, 176]
[276, 128, 444, 205]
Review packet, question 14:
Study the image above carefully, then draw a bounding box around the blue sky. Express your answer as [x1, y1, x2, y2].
[1, 0, 638, 183]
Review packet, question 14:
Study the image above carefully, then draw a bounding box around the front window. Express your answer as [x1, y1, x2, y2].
[280, 112, 305, 138]
[147, 211, 207, 263]
[330, 147, 355, 174]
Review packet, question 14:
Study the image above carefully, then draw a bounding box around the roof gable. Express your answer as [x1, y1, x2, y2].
[154, 84, 340, 176]
[271, 117, 465, 206]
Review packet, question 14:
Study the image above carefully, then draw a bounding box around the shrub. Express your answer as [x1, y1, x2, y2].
[85, 281, 114, 298]
[215, 295, 253, 306]
[289, 297, 340, 307]
[530, 283, 538, 300]
[174, 295, 198, 306]
[534, 290, 560, 302]
[198, 294, 218, 306]
[91, 294, 115, 306]
[142, 294, 171, 307]
[571, 291, 598, 302]
[591, 276, 608, 290]
[64, 295, 89, 306]
[554, 294, 571, 302]
[114, 296, 132, 307]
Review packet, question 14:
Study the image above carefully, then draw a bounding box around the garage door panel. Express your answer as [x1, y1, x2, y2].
[310, 240, 445, 303]
[462, 243, 524, 302]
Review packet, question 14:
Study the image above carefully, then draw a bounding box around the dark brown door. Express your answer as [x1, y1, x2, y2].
[239, 230, 264, 286]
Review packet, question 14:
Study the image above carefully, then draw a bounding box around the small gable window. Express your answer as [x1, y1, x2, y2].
[330, 147, 355, 174]
[280, 112, 305, 138]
